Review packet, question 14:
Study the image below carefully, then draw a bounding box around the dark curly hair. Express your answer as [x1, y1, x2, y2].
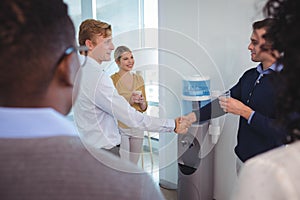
[264, 0, 300, 142]
[0, 0, 75, 104]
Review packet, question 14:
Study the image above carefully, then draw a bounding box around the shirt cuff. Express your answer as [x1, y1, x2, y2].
[248, 111, 255, 124]
[169, 119, 176, 130]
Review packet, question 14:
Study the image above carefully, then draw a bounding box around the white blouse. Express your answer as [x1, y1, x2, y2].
[232, 141, 300, 200]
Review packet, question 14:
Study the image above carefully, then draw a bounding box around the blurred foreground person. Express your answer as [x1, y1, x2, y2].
[0, 0, 165, 199]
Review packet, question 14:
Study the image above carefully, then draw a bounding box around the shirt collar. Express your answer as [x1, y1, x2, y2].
[257, 62, 283, 74]
[0, 107, 78, 138]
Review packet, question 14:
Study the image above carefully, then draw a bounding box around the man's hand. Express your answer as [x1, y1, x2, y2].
[219, 97, 252, 120]
[174, 112, 197, 134]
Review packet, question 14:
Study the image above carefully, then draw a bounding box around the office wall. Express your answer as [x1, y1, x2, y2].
[158, 0, 266, 199]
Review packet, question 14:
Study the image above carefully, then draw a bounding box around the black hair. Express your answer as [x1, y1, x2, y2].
[0, 0, 75, 102]
[253, 18, 278, 52]
[264, 0, 300, 142]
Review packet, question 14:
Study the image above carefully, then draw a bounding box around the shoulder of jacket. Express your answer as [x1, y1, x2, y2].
[241, 67, 258, 77]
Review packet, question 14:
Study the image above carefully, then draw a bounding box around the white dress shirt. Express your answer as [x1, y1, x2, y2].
[0, 107, 77, 138]
[73, 57, 175, 149]
[232, 142, 300, 200]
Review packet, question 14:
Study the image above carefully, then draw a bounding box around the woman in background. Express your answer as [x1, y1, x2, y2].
[232, 0, 300, 199]
[111, 46, 147, 164]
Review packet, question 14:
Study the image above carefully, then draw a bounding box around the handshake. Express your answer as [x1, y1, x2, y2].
[174, 112, 197, 134]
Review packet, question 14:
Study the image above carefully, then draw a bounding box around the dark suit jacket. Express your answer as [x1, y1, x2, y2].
[195, 67, 286, 161]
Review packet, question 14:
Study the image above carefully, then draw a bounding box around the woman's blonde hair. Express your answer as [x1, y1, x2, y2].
[114, 46, 132, 62]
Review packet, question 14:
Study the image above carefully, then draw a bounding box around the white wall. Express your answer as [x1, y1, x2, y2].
[158, 0, 266, 199]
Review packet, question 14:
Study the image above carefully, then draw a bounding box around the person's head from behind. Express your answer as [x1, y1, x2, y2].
[114, 46, 135, 72]
[248, 18, 279, 64]
[0, 0, 80, 115]
[264, 0, 300, 141]
[79, 19, 115, 64]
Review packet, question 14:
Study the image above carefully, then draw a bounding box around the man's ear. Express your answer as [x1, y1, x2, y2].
[85, 39, 94, 51]
[54, 54, 74, 87]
